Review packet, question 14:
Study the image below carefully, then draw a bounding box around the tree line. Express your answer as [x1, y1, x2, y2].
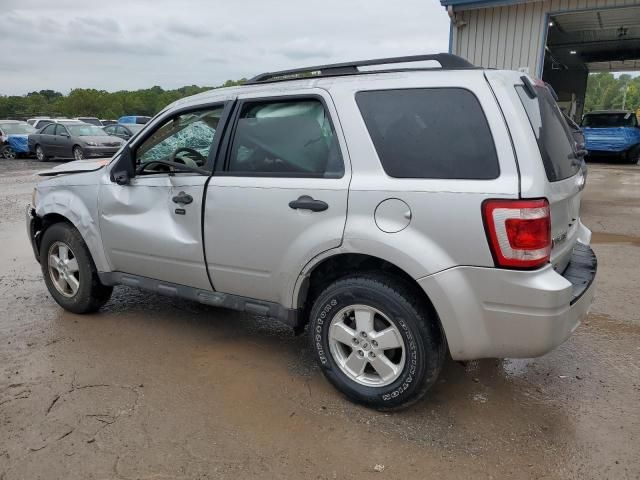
[2, 72, 637, 120]
[0, 79, 245, 120]
[585, 72, 640, 114]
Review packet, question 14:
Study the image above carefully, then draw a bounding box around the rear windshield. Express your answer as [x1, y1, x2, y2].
[582, 112, 637, 128]
[516, 85, 579, 182]
[356, 88, 500, 180]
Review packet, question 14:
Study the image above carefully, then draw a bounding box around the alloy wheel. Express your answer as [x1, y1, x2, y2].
[47, 241, 80, 297]
[2, 146, 16, 159]
[328, 304, 406, 387]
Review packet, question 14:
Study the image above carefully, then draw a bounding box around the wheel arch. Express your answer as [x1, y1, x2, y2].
[34, 190, 110, 272]
[294, 252, 448, 347]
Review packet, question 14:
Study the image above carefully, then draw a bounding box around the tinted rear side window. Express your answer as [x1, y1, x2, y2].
[356, 88, 499, 179]
[516, 85, 579, 182]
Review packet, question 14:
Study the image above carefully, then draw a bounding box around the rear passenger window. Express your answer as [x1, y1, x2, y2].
[516, 86, 580, 182]
[356, 88, 499, 179]
[226, 99, 344, 178]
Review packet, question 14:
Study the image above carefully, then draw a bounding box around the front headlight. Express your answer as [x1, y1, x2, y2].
[85, 141, 97, 147]
[31, 187, 38, 206]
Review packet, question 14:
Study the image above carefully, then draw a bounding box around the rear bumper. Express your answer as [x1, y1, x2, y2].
[419, 242, 597, 360]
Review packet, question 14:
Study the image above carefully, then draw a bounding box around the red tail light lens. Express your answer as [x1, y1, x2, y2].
[482, 199, 551, 269]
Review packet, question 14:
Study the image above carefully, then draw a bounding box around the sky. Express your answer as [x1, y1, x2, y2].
[1, 0, 450, 96]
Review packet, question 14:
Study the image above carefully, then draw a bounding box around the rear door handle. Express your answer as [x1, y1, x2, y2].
[289, 195, 328, 212]
[172, 191, 193, 204]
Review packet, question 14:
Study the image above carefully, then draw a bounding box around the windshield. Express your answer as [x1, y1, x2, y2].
[582, 113, 638, 128]
[127, 124, 144, 133]
[65, 124, 108, 136]
[0, 123, 36, 135]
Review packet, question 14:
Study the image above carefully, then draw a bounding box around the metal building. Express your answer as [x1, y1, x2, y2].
[441, 0, 640, 118]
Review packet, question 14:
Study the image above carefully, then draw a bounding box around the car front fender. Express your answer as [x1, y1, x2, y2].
[34, 187, 111, 272]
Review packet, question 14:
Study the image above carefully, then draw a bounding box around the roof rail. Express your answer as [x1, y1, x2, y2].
[246, 53, 475, 84]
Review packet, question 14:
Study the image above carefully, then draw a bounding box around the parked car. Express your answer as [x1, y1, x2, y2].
[581, 110, 640, 163]
[75, 117, 103, 127]
[26, 54, 596, 409]
[118, 115, 151, 125]
[0, 120, 36, 158]
[28, 120, 124, 161]
[100, 119, 118, 126]
[27, 118, 54, 130]
[103, 123, 144, 141]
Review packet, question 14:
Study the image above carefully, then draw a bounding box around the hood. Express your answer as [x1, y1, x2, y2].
[38, 158, 112, 176]
[78, 135, 123, 146]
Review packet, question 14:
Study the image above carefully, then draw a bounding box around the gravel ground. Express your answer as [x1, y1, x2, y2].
[0, 158, 638, 479]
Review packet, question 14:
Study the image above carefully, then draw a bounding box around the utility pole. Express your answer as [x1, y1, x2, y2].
[622, 84, 629, 110]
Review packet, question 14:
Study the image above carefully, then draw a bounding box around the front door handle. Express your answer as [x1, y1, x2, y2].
[172, 191, 193, 205]
[288, 195, 328, 212]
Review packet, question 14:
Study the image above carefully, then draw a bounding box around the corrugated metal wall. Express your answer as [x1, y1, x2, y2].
[452, 0, 640, 76]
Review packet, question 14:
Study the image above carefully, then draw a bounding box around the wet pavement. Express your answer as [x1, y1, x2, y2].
[0, 159, 639, 479]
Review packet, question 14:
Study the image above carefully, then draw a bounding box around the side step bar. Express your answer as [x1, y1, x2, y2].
[98, 272, 301, 329]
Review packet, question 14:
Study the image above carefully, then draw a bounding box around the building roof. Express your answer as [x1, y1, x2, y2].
[440, 0, 527, 8]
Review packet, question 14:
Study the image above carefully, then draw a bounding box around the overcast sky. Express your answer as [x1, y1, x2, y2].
[1, 0, 450, 95]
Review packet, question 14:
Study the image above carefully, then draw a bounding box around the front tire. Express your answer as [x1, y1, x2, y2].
[40, 222, 113, 313]
[35, 145, 48, 162]
[1, 145, 16, 159]
[73, 146, 84, 160]
[309, 275, 445, 410]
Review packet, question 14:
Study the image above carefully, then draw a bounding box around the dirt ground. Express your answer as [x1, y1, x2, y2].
[0, 158, 638, 480]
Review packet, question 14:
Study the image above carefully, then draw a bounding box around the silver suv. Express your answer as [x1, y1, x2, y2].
[26, 54, 597, 409]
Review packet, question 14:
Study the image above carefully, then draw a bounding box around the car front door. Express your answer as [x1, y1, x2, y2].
[54, 124, 72, 157]
[38, 124, 56, 155]
[99, 102, 232, 290]
[204, 90, 351, 307]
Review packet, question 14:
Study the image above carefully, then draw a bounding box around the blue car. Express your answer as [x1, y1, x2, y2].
[581, 110, 640, 163]
[0, 120, 36, 159]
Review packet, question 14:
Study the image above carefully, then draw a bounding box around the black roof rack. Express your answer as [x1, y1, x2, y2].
[246, 53, 474, 84]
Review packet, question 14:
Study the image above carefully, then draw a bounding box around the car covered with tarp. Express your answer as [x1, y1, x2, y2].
[0, 121, 36, 159]
[118, 115, 151, 125]
[581, 110, 640, 163]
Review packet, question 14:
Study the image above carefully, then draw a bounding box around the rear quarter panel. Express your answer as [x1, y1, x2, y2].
[323, 71, 520, 279]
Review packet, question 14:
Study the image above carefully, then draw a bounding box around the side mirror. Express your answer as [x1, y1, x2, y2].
[109, 144, 135, 185]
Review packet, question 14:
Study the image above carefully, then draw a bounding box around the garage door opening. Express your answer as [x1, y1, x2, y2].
[542, 5, 640, 122]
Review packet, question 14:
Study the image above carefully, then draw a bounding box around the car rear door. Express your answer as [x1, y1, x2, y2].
[203, 89, 350, 307]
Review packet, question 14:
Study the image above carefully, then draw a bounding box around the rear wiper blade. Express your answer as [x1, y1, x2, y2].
[568, 149, 588, 160]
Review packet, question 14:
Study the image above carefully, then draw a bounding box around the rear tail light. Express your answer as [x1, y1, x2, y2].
[482, 198, 551, 269]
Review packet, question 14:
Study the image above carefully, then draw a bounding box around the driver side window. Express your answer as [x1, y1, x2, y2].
[135, 105, 225, 172]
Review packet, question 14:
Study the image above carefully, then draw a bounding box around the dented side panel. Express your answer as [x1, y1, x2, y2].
[99, 173, 212, 291]
[35, 182, 112, 272]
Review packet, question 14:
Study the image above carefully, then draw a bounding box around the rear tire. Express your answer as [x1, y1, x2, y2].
[40, 222, 113, 313]
[35, 145, 48, 162]
[308, 274, 445, 410]
[627, 145, 640, 165]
